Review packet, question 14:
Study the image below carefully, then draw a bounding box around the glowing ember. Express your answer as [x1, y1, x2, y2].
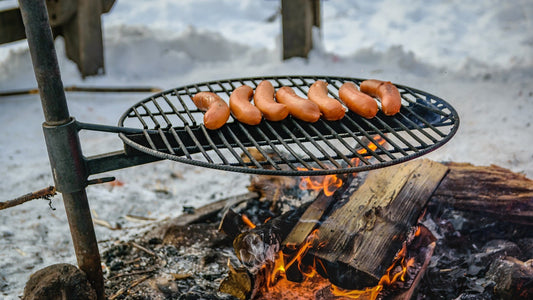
[241, 214, 256, 229]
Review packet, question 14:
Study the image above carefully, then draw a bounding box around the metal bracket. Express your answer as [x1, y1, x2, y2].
[43, 117, 88, 194]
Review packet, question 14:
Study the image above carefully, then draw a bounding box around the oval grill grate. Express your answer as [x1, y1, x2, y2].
[118, 75, 459, 176]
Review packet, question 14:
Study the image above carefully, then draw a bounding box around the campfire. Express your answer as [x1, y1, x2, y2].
[214, 149, 533, 300]
[211, 136, 437, 299]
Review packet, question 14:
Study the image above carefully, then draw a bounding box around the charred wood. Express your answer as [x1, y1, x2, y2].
[219, 208, 251, 240]
[486, 256, 533, 300]
[233, 202, 312, 272]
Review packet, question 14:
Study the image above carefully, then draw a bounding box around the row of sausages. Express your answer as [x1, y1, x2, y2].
[192, 79, 402, 130]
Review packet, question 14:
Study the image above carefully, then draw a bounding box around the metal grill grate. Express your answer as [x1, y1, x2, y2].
[118, 75, 459, 175]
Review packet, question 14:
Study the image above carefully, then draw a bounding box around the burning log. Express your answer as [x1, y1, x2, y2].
[432, 162, 533, 225]
[232, 202, 312, 272]
[309, 159, 448, 290]
[219, 203, 312, 300]
[221, 159, 448, 299]
[220, 159, 533, 299]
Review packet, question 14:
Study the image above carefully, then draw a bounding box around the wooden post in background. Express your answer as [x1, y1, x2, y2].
[281, 0, 321, 60]
[0, 7, 26, 44]
[61, 0, 105, 77]
[1, 0, 115, 78]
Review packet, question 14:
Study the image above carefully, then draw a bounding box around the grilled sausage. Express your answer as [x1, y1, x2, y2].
[275, 86, 321, 123]
[338, 82, 378, 119]
[192, 91, 230, 130]
[229, 85, 262, 125]
[253, 80, 289, 121]
[360, 79, 402, 116]
[307, 80, 345, 121]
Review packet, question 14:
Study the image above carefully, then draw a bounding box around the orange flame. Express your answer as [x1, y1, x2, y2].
[298, 173, 343, 197]
[259, 135, 421, 299]
[331, 226, 421, 299]
[267, 229, 323, 288]
[261, 226, 419, 299]
[297, 135, 386, 197]
[350, 135, 387, 168]
[259, 226, 422, 300]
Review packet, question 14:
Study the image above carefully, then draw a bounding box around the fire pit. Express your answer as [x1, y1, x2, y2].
[100, 161, 533, 300]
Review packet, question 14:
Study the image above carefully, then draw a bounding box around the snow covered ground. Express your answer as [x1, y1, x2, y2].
[1, 0, 532, 298]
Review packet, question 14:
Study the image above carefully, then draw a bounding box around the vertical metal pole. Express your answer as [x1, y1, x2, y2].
[17, 0, 105, 299]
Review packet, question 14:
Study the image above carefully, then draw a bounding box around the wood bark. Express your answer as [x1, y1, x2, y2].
[433, 162, 533, 225]
[486, 256, 533, 300]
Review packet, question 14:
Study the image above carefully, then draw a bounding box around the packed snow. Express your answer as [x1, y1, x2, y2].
[1, 0, 532, 298]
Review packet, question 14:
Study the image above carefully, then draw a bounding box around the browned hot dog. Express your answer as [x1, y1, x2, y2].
[275, 86, 321, 123]
[253, 80, 289, 121]
[338, 82, 378, 119]
[229, 85, 262, 125]
[192, 91, 230, 130]
[307, 80, 345, 121]
[360, 79, 402, 116]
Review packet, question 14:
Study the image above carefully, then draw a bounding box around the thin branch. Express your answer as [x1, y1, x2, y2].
[0, 85, 162, 97]
[0, 186, 56, 210]
[130, 242, 157, 257]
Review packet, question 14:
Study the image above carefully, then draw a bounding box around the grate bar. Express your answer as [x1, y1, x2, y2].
[400, 103, 447, 138]
[263, 122, 315, 170]
[142, 129, 158, 150]
[161, 93, 190, 126]
[140, 102, 161, 129]
[251, 126, 296, 170]
[199, 126, 229, 165]
[215, 129, 249, 167]
[132, 107, 149, 129]
[343, 115, 393, 161]
[292, 121, 343, 168]
[365, 116, 414, 155]
[396, 110, 439, 143]
[317, 121, 372, 166]
[151, 97, 172, 129]
[185, 125, 213, 163]
[280, 121, 329, 170]
[389, 117, 429, 148]
[157, 128, 175, 155]
[169, 127, 192, 159]
[306, 120, 358, 166]
[230, 123, 281, 169]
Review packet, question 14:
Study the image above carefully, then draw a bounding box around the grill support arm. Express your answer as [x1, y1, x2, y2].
[18, 0, 105, 298]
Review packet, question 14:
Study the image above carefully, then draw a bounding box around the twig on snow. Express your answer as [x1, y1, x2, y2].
[0, 186, 56, 211]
